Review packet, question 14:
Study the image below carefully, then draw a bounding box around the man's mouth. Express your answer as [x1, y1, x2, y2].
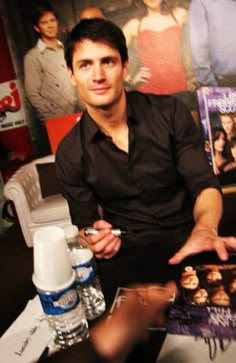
[90, 87, 110, 94]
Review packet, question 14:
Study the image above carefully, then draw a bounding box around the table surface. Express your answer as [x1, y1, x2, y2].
[96, 244, 236, 363]
[1, 227, 236, 363]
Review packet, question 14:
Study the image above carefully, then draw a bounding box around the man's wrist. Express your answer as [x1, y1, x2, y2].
[193, 224, 218, 235]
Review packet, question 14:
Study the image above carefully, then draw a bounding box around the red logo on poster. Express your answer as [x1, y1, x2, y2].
[0, 81, 21, 123]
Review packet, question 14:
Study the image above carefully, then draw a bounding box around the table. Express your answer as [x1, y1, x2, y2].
[1, 227, 235, 363]
[97, 242, 236, 363]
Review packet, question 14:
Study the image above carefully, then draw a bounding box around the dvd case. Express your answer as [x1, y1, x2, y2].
[167, 263, 236, 339]
[197, 87, 236, 189]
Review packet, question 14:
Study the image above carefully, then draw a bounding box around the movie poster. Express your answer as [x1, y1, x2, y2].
[167, 263, 236, 339]
[1, 0, 236, 153]
[197, 87, 236, 190]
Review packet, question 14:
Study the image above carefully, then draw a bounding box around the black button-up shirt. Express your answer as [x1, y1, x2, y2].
[56, 91, 221, 247]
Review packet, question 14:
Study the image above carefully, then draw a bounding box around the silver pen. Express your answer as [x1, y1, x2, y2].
[84, 228, 126, 237]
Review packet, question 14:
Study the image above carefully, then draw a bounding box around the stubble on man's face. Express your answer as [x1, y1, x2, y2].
[70, 40, 128, 111]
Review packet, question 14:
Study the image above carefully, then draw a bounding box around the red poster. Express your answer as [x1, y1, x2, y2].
[0, 13, 33, 160]
[0, 80, 33, 158]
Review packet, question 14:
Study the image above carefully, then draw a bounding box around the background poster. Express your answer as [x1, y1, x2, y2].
[1, 0, 236, 154]
[198, 87, 236, 189]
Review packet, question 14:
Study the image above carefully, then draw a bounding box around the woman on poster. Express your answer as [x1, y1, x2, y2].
[211, 127, 230, 175]
[122, 0, 194, 95]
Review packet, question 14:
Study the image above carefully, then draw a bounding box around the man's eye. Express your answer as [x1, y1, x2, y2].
[103, 58, 114, 65]
[79, 62, 91, 70]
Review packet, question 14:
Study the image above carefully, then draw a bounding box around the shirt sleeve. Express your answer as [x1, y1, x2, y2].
[56, 132, 100, 228]
[188, 0, 218, 86]
[171, 97, 221, 197]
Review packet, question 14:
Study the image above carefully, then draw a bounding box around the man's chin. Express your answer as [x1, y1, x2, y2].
[87, 99, 114, 110]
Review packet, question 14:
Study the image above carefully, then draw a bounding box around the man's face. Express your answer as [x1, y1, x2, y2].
[211, 288, 230, 307]
[206, 270, 222, 283]
[180, 271, 199, 290]
[193, 289, 208, 304]
[34, 11, 58, 39]
[69, 40, 128, 111]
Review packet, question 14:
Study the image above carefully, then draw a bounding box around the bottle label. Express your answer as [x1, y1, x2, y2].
[74, 257, 97, 284]
[38, 283, 80, 315]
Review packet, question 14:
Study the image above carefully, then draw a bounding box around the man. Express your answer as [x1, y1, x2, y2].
[46, 282, 176, 363]
[78, 6, 105, 20]
[23, 1, 79, 124]
[56, 18, 236, 265]
[188, 0, 236, 87]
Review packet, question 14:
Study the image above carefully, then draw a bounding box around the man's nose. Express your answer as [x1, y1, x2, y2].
[92, 64, 105, 81]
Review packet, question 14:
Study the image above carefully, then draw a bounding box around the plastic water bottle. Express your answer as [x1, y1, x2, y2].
[64, 225, 106, 321]
[37, 281, 89, 348]
[32, 226, 89, 349]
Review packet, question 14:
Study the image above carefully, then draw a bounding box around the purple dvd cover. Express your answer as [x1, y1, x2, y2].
[167, 264, 236, 339]
[197, 87, 236, 188]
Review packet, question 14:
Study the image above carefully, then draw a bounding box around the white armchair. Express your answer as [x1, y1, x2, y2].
[3, 154, 71, 247]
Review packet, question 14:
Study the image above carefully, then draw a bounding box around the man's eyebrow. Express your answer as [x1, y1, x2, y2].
[76, 55, 119, 63]
[75, 58, 92, 66]
[102, 55, 118, 61]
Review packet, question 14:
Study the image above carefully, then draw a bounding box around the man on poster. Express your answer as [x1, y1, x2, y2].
[23, 1, 82, 154]
[188, 0, 236, 87]
[56, 18, 236, 264]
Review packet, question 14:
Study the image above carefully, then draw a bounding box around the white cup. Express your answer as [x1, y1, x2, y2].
[64, 224, 79, 244]
[32, 226, 75, 291]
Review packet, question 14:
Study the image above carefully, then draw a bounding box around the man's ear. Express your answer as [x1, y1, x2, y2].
[123, 61, 129, 80]
[67, 67, 77, 86]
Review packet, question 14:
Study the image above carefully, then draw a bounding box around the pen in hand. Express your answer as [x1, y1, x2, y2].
[84, 228, 127, 237]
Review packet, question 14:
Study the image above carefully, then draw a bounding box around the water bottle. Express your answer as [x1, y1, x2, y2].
[32, 226, 89, 349]
[37, 281, 89, 348]
[64, 225, 106, 321]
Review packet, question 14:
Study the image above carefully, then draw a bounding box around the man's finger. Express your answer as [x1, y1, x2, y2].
[168, 245, 192, 265]
[214, 240, 228, 261]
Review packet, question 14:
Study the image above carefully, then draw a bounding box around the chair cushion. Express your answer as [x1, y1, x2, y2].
[31, 194, 70, 223]
[36, 162, 61, 198]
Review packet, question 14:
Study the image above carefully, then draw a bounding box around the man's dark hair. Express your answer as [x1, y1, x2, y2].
[32, 1, 58, 26]
[65, 18, 128, 71]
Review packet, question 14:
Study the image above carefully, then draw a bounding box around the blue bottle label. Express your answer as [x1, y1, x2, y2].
[39, 283, 79, 315]
[74, 257, 97, 284]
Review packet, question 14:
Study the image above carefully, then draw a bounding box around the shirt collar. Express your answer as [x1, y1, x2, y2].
[37, 38, 64, 53]
[126, 92, 140, 125]
[81, 112, 101, 144]
[81, 92, 139, 144]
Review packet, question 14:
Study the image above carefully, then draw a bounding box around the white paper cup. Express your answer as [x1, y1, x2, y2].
[32, 226, 75, 291]
[64, 224, 79, 244]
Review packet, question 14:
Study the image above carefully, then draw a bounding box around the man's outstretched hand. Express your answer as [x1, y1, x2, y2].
[169, 227, 236, 265]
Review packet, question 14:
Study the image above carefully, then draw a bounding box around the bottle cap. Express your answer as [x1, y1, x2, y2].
[32, 226, 74, 291]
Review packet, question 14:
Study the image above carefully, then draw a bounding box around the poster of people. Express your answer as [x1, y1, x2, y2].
[1, 0, 236, 162]
[167, 263, 236, 340]
[198, 87, 236, 189]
